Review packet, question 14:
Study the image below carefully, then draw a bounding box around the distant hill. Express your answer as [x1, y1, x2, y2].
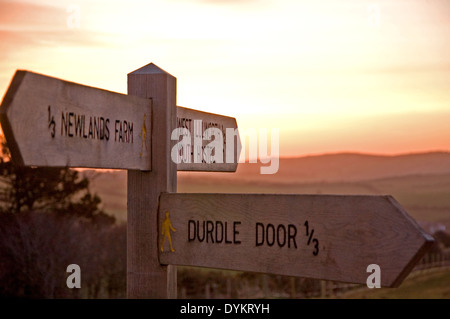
[179, 151, 450, 184]
[87, 151, 450, 224]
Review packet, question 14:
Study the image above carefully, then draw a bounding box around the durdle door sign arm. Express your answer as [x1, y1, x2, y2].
[159, 193, 434, 288]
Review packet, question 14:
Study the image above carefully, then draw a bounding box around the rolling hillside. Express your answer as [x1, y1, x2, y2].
[179, 151, 450, 184]
[87, 151, 450, 229]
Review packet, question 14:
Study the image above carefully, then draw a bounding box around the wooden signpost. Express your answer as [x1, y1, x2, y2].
[158, 193, 434, 287]
[0, 62, 434, 298]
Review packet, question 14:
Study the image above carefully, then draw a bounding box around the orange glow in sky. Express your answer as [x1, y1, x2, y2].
[0, 0, 449, 157]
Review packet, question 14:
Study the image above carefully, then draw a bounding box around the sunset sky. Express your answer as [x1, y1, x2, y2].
[0, 0, 449, 157]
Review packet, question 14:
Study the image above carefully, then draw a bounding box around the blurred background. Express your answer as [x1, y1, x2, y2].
[0, 0, 449, 298]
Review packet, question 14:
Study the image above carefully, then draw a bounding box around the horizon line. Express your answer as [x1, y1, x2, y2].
[254, 149, 450, 161]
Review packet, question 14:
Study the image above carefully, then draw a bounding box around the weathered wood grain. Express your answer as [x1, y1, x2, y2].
[0, 70, 152, 170]
[159, 193, 434, 287]
[176, 106, 240, 172]
[127, 63, 177, 298]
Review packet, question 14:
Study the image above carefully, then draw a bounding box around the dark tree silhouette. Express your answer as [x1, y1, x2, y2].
[0, 136, 125, 298]
[0, 137, 114, 224]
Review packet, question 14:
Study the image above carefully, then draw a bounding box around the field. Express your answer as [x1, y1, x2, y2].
[340, 268, 450, 299]
[86, 152, 450, 298]
[88, 153, 450, 230]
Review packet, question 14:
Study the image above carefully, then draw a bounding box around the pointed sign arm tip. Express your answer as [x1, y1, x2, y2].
[0, 70, 27, 113]
[390, 233, 434, 287]
[0, 70, 28, 166]
[384, 194, 435, 287]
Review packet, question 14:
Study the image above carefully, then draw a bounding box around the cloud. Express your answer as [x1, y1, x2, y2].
[0, 0, 65, 30]
[0, 0, 116, 56]
[200, 0, 259, 3]
[190, 0, 260, 4]
[171, 0, 270, 10]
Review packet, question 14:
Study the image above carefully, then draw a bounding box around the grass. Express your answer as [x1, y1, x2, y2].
[340, 268, 450, 299]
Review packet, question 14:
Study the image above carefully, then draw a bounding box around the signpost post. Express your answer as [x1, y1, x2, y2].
[126, 63, 178, 298]
[0, 62, 434, 298]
